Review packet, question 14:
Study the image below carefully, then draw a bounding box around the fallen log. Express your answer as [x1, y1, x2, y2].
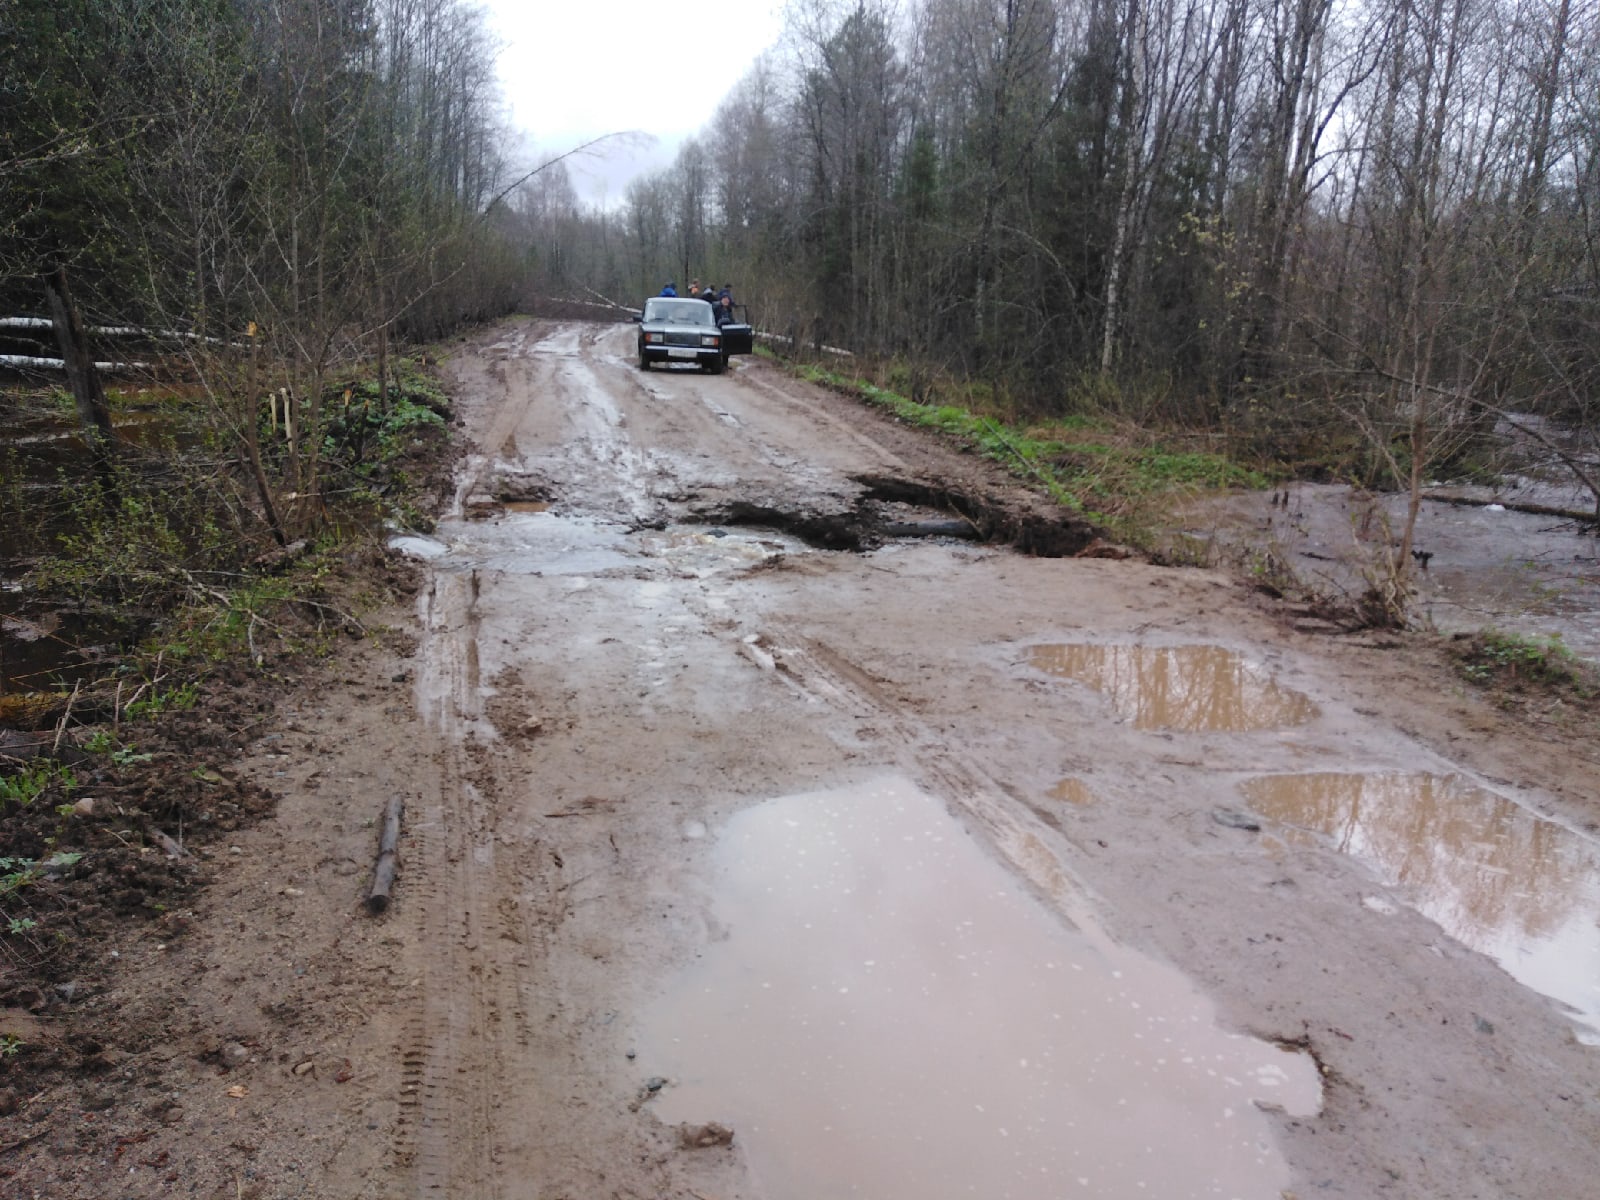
[1422, 491, 1599, 525]
[365, 796, 404, 914]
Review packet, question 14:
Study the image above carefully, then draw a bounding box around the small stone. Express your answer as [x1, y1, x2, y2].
[72, 797, 96, 817]
[279, 887, 305, 897]
[228, 846, 244, 856]
[677, 1121, 735, 1149]
[1212, 809, 1262, 833]
[292, 1059, 316, 1077]
[159, 1105, 185, 1126]
[1474, 1015, 1495, 1035]
[220, 1042, 250, 1069]
[54, 981, 79, 1002]
[625, 1049, 636, 1060]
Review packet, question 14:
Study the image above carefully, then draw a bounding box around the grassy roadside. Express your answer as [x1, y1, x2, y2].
[772, 352, 1271, 553]
[0, 352, 454, 1006]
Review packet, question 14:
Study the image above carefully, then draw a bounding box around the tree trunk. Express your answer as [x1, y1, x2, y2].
[244, 328, 288, 546]
[42, 266, 118, 495]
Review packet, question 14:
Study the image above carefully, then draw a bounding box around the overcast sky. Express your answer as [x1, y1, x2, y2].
[480, 0, 791, 207]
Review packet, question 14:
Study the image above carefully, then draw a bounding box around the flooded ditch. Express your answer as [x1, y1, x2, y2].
[637, 776, 1320, 1200]
[1241, 772, 1600, 1044]
[1186, 482, 1600, 659]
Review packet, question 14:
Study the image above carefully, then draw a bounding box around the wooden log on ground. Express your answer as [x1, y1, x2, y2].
[1422, 491, 1599, 525]
[365, 796, 404, 914]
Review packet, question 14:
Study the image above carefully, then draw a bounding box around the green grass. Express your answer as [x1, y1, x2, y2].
[0, 762, 77, 809]
[1454, 629, 1596, 694]
[0, 852, 82, 897]
[797, 364, 1268, 530]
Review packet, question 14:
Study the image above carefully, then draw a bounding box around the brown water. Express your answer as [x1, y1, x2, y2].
[1048, 777, 1096, 806]
[1026, 644, 1319, 732]
[638, 776, 1319, 1200]
[1242, 772, 1600, 1043]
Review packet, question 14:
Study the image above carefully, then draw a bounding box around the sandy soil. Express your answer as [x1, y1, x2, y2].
[6, 317, 1600, 1199]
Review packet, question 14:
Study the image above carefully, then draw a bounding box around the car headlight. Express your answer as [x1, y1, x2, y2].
[701, 335, 720, 348]
[645, 332, 664, 344]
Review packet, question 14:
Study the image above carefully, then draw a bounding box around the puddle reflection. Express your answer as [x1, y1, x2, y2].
[639, 777, 1318, 1200]
[1048, 777, 1096, 806]
[1242, 773, 1600, 1042]
[1026, 644, 1318, 732]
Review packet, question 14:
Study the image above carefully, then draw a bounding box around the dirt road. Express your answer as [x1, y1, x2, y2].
[19, 317, 1599, 1198]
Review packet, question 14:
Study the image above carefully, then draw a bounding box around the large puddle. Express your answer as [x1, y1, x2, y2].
[638, 777, 1319, 1200]
[1241, 772, 1600, 1043]
[1026, 644, 1318, 732]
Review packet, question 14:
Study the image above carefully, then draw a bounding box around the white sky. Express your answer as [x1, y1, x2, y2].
[480, 0, 791, 207]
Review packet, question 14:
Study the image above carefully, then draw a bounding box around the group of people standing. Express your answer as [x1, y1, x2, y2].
[659, 279, 739, 325]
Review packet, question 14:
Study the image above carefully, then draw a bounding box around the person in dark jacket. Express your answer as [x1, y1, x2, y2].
[714, 294, 737, 325]
[660, 282, 677, 296]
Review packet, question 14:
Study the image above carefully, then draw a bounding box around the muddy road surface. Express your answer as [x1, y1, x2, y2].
[32, 316, 1597, 1199]
[364, 319, 1600, 1200]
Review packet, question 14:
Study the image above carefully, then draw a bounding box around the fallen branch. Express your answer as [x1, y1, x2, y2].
[1421, 491, 1599, 526]
[0, 1129, 49, 1156]
[51, 679, 81, 753]
[365, 796, 404, 914]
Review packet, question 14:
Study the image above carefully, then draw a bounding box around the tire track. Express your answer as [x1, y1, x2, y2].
[749, 624, 1106, 936]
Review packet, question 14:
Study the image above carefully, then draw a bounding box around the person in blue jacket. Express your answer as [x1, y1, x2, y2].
[660, 282, 677, 296]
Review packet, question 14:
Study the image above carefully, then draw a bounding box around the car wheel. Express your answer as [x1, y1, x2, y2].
[707, 356, 724, 375]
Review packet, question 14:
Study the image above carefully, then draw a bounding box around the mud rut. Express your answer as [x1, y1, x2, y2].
[380, 319, 1600, 1200]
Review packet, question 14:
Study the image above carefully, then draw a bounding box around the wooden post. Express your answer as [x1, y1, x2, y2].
[42, 265, 117, 495]
[365, 796, 404, 914]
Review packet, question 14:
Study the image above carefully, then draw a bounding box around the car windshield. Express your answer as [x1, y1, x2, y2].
[645, 299, 713, 326]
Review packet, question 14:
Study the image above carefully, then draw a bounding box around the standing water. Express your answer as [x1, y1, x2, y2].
[1243, 772, 1600, 1043]
[638, 776, 1319, 1199]
[1025, 644, 1319, 732]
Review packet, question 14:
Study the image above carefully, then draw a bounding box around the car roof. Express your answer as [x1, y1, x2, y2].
[643, 298, 714, 321]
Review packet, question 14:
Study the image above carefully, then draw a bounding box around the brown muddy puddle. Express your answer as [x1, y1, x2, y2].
[1048, 777, 1096, 805]
[638, 776, 1319, 1200]
[1026, 643, 1318, 732]
[1242, 772, 1600, 1043]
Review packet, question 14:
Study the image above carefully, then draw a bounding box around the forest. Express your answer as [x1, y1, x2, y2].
[2, 0, 1598, 564]
[540, 0, 1600, 498]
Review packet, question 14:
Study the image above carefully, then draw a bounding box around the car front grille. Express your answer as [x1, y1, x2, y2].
[664, 331, 702, 347]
